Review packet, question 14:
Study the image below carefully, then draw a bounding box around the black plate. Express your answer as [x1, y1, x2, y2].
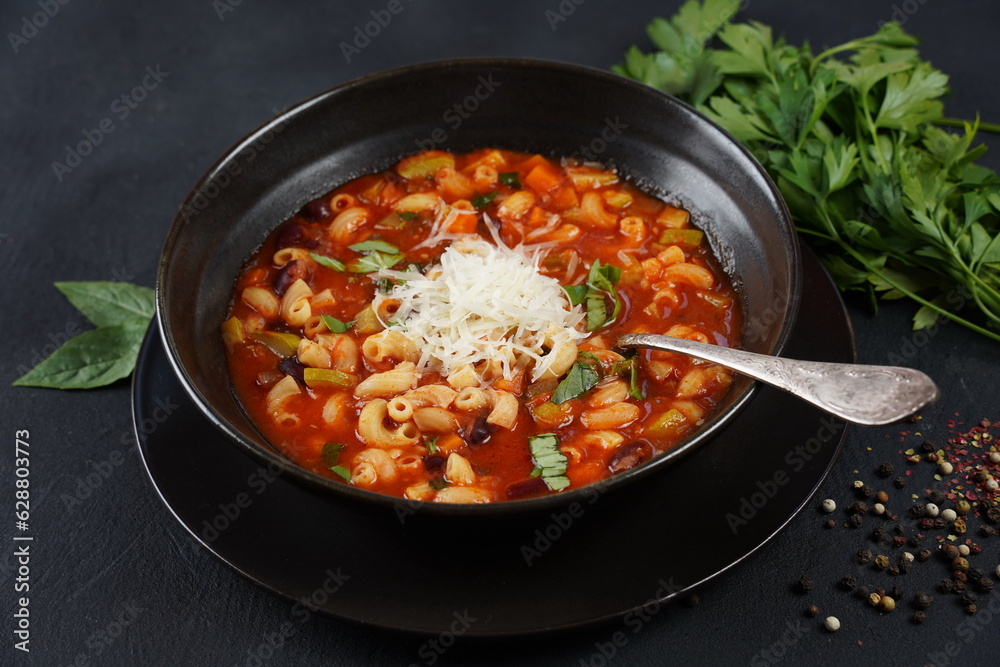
[133, 247, 852, 636]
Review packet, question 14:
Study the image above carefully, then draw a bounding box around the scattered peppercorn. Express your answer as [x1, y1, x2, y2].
[849, 514, 864, 527]
[968, 565, 983, 579]
[920, 518, 936, 530]
[943, 545, 960, 560]
[874, 555, 890, 570]
[856, 585, 870, 600]
[961, 591, 977, 605]
[857, 549, 873, 565]
[921, 440, 935, 453]
[990, 452, 1000, 464]
[894, 477, 906, 489]
[955, 518, 968, 535]
[874, 503, 886, 515]
[954, 571, 968, 584]
[892, 536, 906, 548]
[956, 500, 971, 515]
[939, 461, 954, 475]
[824, 616, 841, 632]
[805, 604, 819, 618]
[860, 484, 874, 498]
[901, 552, 915, 564]
[915, 592, 933, 609]
[954, 580, 967, 593]
[987, 479, 999, 492]
[958, 544, 971, 557]
[872, 527, 889, 543]
[973, 471, 988, 484]
[824, 519, 837, 529]
[913, 611, 927, 624]
[893, 523, 908, 536]
[985, 507, 1000, 524]
[917, 549, 932, 562]
[879, 595, 896, 612]
[925, 452, 939, 463]
[840, 575, 858, 590]
[888, 565, 901, 576]
[878, 461, 894, 477]
[929, 490, 946, 505]
[940, 579, 955, 593]
[941, 508, 958, 522]
[875, 491, 889, 503]
[849, 501, 869, 516]
[821, 498, 836, 513]
[967, 603, 978, 614]
[797, 575, 814, 593]
[923, 503, 938, 517]
[868, 592, 882, 607]
[908, 535, 922, 547]
[976, 578, 994, 593]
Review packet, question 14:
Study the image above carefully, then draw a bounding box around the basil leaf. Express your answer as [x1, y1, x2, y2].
[499, 171, 521, 188]
[320, 315, 354, 333]
[612, 355, 645, 400]
[472, 191, 498, 209]
[330, 465, 352, 482]
[54, 281, 154, 327]
[562, 284, 588, 306]
[349, 251, 405, 273]
[528, 434, 571, 491]
[309, 252, 346, 271]
[397, 211, 418, 221]
[321, 443, 345, 465]
[585, 260, 623, 329]
[551, 360, 600, 404]
[349, 240, 400, 254]
[13, 319, 148, 389]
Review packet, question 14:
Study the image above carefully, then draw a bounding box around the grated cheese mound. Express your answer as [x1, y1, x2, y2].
[372, 236, 587, 382]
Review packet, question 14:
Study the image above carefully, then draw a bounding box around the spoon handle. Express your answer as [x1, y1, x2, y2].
[617, 333, 939, 426]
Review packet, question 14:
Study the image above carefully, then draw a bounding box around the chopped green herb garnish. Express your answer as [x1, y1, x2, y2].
[348, 251, 405, 273]
[552, 358, 601, 404]
[309, 252, 346, 271]
[612, 354, 645, 400]
[584, 260, 623, 330]
[472, 191, 498, 209]
[499, 171, 521, 188]
[425, 436, 439, 454]
[375, 277, 395, 293]
[330, 465, 351, 482]
[529, 466, 543, 478]
[348, 240, 400, 254]
[321, 443, 345, 465]
[397, 211, 418, 221]
[562, 284, 588, 306]
[320, 315, 354, 333]
[528, 434, 571, 491]
[429, 478, 450, 490]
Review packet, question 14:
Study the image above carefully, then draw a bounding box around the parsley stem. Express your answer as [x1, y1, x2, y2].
[936, 118, 1000, 135]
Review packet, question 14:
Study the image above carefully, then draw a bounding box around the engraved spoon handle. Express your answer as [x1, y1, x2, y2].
[617, 333, 939, 426]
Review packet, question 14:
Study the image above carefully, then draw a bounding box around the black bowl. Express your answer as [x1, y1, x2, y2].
[157, 58, 800, 520]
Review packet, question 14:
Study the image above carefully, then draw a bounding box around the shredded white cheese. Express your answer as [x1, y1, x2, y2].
[372, 236, 587, 382]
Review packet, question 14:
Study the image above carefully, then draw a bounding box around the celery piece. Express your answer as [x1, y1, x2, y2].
[397, 152, 455, 179]
[250, 331, 301, 357]
[645, 408, 688, 437]
[221, 317, 245, 345]
[303, 367, 355, 389]
[659, 228, 704, 246]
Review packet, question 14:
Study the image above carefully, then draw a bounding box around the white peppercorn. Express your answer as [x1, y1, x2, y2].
[824, 616, 841, 632]
[821, 499, 836, 513]
[925, 503, 940, 517]
[958, 544, 971, 557]
[939, 461, 954, 475]
[989, 452, 1000, 464]
[873, 503, 886, 515]
[942, 508, 958, 522]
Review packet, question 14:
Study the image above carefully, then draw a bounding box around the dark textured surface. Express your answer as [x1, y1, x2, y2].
[2, 1, 999, 665]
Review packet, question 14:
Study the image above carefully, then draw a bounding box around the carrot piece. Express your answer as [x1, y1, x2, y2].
[550, 186, 579, 209]
[524, 162, 563, 193]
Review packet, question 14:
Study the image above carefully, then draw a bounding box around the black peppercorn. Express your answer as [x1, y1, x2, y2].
[917, 549, 932, 562]
[961, 591, 978, 605]
[943, 544, 960, 560]
[940, 579, 955, 593]
[805, 604, 819, 618]
[878, 461, 894, 477]
[954, 571, 968, 583]
[797, 575, 813, 593]
[968, 566, 984, 579]
[935, 517, 947, 528]
[954, 581, 967, 593]
[872, 526, 889, 543]
[856, 585, 870, 600]
[929, 490, 946, 505]
[888, 565, 901, 576]
[891, 585, 905, 599]
[911, 504, 927, 518]
[894, 522, 908, 536]
[861, 484, 874, 498]
[857, 549, 873, 564]
[840, 575, 858, 590]
[973, 470, 988, 484]
[894, 477, 906, 489]
[921, 440, 935, 452]
[986, 506, 1000, 524]
[976, 578, 994, 593]
[824, 519, 837, 529]
[900, 561, 913, 574]
[892, 536, 906, 548]
[849, 514, 863, 527]
[849, 501, 869, 515]
[908, 535, 922, 547]
[915, 592, 933, 609]
[913, 610, 927, 624]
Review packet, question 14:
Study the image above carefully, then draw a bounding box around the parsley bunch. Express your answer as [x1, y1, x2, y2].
[615, 0, 1000, 341]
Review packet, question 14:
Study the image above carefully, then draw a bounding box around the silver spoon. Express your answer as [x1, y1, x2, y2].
[617, 333, 939, 426]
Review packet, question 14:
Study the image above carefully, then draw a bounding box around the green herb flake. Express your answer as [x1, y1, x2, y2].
[309, 252, 347, 271]
[348, 240, 400, 254]
[429, 478, 450, 490]
[397, 211, 418, 221]
[528, 434, 571, 491]
[330, 465, 352, 482]
[472, 191, 498, 210]
[425, 436, 439, 454]
[320, 315, 354, 333]
[348, 251, 405, 273]
[612, 355, 645, 400]
[499, 171, 521, 188]
[551, 359, 601, 404]
[562, 284, 588, 306]
[321, 443, 345, 465]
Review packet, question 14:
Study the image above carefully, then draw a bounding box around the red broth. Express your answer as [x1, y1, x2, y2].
[223, 149, 741, 503]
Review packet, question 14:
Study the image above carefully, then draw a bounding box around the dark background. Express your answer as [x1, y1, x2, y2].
[3, 1, 999, 665]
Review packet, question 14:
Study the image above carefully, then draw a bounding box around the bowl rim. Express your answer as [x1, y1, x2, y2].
[156, 56, 801, 518]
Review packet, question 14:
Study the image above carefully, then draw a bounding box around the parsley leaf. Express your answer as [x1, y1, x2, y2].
[320, 315, 354, 333]
[499, 171, 521, 188]
[616, 0, 1000, 342]
[472, 191, 498, 209]
[309, 252, 346, 271]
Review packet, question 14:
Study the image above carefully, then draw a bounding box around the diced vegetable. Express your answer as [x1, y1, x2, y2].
[524, 162, 562, 193]
[396, 151, 455, 179]
[303, 367, 355, 389]
[603, 190, 633, 209]
[221, 316, 245, 345]
[353, 305, 384, 334]
[565, 166, 619, 189]
[645, 409, 688, 438]
[250, 331, 301, 357]
[659, 228, 704, 246]
[529, 401, 573, 430]
[657, 205, 690, 228]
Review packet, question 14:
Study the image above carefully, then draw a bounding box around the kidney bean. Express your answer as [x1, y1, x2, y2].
[423, 454, 446, 472]
[278, 357, 307, 384]
[300, 198, 330, 221]
[272, 259, 310, 296]
[465, 417, 492, 446]
[276, 222, 307, 249]
[505, 477, 547, 500]
[608, 441, 652, 474]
